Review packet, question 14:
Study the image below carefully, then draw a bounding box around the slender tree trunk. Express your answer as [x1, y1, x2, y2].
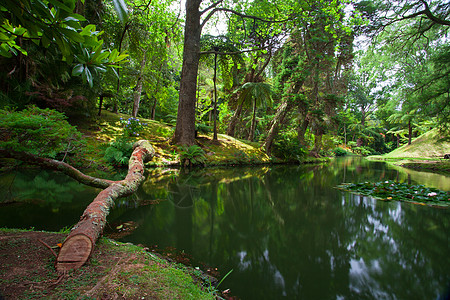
[226, 97, 246, 137]
[397, 134, 400, 148]
[151, 97, 157, 120]
[408, 120, 412, 145]
[313, 131, 323, 154]
[297, 116, 309, 146]
[263, 100, 295, 154]
[344, 124, 347, 145]
[213, 52, 218, 141]
[114, 24, 130, 113]
[150, 63, 164, 120]
[173, 0, 202, 145]
[132, 54, 146, 118]
[98, 95, 104, 116]
[56, 140, 155, 272]
[248, 99, 257, 141]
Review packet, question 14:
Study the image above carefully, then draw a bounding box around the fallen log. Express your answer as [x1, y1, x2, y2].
[55, 140, 155, 272]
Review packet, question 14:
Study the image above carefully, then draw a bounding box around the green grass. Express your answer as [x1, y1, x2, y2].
[381, 128, 450, 159]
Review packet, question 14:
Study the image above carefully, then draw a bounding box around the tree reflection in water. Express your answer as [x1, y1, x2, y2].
[115, 158, 449, 299]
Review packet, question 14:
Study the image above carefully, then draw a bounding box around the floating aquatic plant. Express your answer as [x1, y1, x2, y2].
[337, 181, 450, 207]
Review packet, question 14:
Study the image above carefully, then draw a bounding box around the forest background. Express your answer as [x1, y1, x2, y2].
[0, 0, 449, 163]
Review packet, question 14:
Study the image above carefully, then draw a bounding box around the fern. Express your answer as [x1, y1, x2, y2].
[104, 138, 133, 167]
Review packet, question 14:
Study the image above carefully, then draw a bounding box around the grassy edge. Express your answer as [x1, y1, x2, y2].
[0, 228, 217, 299]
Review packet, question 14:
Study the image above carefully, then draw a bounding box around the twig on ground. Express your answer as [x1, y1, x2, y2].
[37, 239, 57, 258]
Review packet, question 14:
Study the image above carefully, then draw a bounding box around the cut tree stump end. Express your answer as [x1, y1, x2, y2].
[56, 234, 93, 272]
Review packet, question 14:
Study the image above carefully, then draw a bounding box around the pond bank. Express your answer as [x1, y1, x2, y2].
[0, 229, 219, 299]
[367, 156, 450, 175]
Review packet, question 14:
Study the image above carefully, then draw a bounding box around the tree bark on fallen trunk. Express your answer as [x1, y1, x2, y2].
[0, 140, 155, 272]
[56, 140, 155, 272]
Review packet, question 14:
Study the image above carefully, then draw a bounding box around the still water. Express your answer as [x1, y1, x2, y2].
[1, 157, 449, 299]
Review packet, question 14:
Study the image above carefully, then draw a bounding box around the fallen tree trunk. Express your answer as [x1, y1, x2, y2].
[56, 140, 155, 272]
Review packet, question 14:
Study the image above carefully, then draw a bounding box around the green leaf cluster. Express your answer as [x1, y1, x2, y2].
[179, 145, 206, 167]
[103, 138, 133, 167]
[0, 105, 84, 158]
[0, 0, 129, 88]
[120, 116, 147, 137]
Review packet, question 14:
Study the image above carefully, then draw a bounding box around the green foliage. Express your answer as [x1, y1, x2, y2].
[338, 181, 450, 207]
[0, 106, 84, 158]
[179, 145, 206, 167]
[0, 0, 128, 90]
[231, 150, 251, 164]
[195, 123, 212, 135]
[103, 138, 133, 167]
[120, 116, 147, 137]
[272, 131, 307, 162]
[333, 147, 349, 157]
[352, 146, 374, 156]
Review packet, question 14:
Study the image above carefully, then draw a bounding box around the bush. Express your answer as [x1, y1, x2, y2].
[103, 138, 134, 167]
[333, 147, 348, 157]
[352, 146, 374, 156]
[0, 105, 85, 158]
[120, 117, 147, 137]
[195, 123, 212, 135]
[179, 145, 206, 167]
[272, 132, 307, 162]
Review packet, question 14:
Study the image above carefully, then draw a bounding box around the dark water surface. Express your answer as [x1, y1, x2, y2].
[1, 157, 449, 299]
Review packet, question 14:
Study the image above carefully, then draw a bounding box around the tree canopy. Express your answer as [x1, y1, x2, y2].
[0, 0, 449, 158]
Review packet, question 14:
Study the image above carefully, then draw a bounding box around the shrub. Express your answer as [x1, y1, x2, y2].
[195, 123, 212, 135]
[0, 105, 85, 158]
[179, 145, 206, 167]
[120, 117, 147, 137]
[103, 138, 134, 167]
[333, 147, 348, 157]
[272, 133, 307, 162]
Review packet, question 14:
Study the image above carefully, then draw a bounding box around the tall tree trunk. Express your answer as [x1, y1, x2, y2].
[150, 63, 164, 120]
[297, 115, 309, 146]
[226, 97, 246, 137]
[248, 98, 257, 141]
[98, 94, 104, 116]
[173, 0, 202, 145]
[132, 54, 146, 118]
[114, 24, 130, 113]
[151, 97, 157, 120]
[213, 52, 218, 141]
[56, 140, 155, 272]
[263, 100, 295, 155]
[312, 130, 323, 154]
[408, 120, 412, 145]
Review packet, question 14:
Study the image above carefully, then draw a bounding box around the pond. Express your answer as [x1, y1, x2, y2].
[1, 157, 449, 299]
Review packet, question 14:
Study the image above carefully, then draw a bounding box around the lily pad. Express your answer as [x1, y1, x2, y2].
[336, 181, 450, 207]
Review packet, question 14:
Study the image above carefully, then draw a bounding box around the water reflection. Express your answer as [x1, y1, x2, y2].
[0, 170, 100, 231]
[111, 158, 450, 299]
[0, 158, 449, 299]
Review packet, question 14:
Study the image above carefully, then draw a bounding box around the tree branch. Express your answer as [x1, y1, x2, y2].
[200, 0, 224, 15]
[201, 7, 291, 29]
[419, 0, 450, 26]
[199, 46, 269, 55]
[0, 149, 115, 189]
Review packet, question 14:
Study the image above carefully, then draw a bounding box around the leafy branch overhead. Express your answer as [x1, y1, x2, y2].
[0, 0, 128, 87]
